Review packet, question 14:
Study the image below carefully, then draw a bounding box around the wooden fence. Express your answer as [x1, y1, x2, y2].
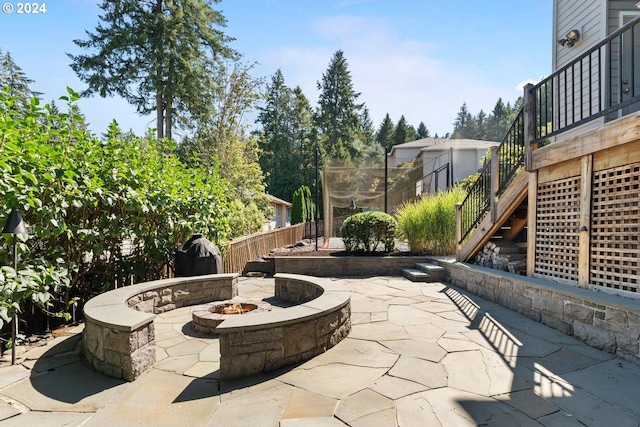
[222, 223, 307, 273]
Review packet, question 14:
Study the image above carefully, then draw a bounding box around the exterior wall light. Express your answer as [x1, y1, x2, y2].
[558, 29, 580, 47]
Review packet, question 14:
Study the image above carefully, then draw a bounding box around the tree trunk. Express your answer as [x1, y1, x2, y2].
[155, 0, 164, 140]
[166, 101, 172, 141]
[156, 92, 164, 139]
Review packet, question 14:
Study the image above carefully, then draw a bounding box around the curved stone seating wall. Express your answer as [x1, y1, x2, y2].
[83, 274, 238, 381]
[216, 274, 351, 380]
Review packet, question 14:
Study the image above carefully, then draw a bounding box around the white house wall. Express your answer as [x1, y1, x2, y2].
[422, 149, 485, 193]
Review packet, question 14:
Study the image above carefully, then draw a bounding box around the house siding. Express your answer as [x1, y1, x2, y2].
[606, 1, 639, 118]
[554, 0, 604, 70]
[608, 1, 640, 35]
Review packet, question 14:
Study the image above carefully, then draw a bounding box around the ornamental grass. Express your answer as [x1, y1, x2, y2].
[396, 187, 465, 255]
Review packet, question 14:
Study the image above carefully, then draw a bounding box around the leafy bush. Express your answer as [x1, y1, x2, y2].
[0, 88, 234, 316]
[340, 211, 397, 253]
[396, 187, 465, 255]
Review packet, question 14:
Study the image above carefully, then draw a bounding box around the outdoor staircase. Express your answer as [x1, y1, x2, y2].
[401, 262, 446, 283]
[458, 169, 528, 262]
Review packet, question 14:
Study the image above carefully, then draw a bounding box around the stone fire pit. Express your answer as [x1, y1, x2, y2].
[192, 297, 272, 334]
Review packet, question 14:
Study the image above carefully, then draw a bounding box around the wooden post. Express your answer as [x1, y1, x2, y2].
[490, 146, 500, 223]
[526, 171, 538, 277]
[578, 155, 593, 288]
[455, 202, 463, 261]
[524, 83, 537, 171]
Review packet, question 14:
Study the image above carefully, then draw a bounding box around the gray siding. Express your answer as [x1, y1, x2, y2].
[554, 0, 605, 70]
[607, 2, 640, 117]
[608, 1, 640, 35]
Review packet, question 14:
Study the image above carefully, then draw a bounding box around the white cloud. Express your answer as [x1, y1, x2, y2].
[257, 14, 525, 136]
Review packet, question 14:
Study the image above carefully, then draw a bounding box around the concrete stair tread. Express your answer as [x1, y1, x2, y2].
[401, 263, 445, 283]
[401, 268, 433, 282]
[415, 263, 445, 272]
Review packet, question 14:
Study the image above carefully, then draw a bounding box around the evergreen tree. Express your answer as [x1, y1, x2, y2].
[451, 102, 474, 138]
[290, 187, 305, 224]
[392, 115, 415, 147]
[257, 70, 299, 201]
[69, 0, 237, 140]
[0, 49, 41, 107]
[353, 107, 382, 159]
[291, 86, 317, 193]
[405, 123, 417, 142]
[302, 185, 314, 223]
[359, 107, 376, 148]
[315, 50, 365, 160]
[486, 98, 509, 141]
[474, 110, 487, 140]
[376, 113, 394, 150]
[416, 121, 430, 139]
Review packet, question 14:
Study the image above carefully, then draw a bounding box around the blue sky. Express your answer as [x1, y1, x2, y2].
[0, 0, 552, 137]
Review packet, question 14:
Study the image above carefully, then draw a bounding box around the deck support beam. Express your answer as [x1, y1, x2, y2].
[578, 155, 593, 288]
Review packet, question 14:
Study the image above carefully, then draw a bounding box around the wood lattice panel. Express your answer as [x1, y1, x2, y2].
[590, 163, 640, 293]
[535, 176, 581, 283]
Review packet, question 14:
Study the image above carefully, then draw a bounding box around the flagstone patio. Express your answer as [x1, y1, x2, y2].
[1, 275, 639, 426]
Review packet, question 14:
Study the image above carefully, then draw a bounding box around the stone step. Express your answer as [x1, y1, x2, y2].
[414, 263, 446, 281]
[401, 268, 434, 282]
[402, 263, 446, 283]
[242, 257, 275, 276]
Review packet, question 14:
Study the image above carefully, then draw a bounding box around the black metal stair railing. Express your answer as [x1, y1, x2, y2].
[459, 14, 640, 245]
[498, 109, 525, 195]
[459, 156, 492, 243]
[459, 108, 525, 243]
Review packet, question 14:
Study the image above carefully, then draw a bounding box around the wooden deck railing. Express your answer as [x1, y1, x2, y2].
[222, 224, 307, 273]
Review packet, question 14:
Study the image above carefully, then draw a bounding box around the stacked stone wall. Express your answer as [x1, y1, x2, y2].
[444, 262, 640, 363]
[217, 274, 351, 380]
[83, 274, 238, 381]
[274, 256, 428, 276]
[126, 276, 238, 313]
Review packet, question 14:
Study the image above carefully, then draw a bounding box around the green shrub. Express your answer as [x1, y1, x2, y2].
[340, 211, 397, 253]
[0, 88, 233, 312]
[396, 187, 465, 255]
[291, 187, 304, 224]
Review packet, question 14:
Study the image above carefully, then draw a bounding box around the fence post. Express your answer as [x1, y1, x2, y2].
[578, 155, 593, 288]
[456, 202, 463, 261]
[490, 146, 499, 223]
[524, 83, 536, 171]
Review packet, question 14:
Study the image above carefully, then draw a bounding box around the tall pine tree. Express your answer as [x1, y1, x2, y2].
[315, 50, 365, 160]
[376, 113, 394, 150]
[256, 71, 316, 202]
[392, 115, 416, 146]
[69, 0, 237, 140]
[0, 49, 41, 107]
[416, 121, 430, 139]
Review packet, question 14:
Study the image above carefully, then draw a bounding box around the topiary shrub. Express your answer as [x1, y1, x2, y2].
[340, 211, 397, 253]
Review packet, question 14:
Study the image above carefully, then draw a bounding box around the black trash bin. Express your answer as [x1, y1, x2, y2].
[175, 233, 223, 277]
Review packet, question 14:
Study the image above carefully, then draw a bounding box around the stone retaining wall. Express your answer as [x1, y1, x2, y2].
[443, 262, 640, 363]
[83, 274, 238, 381]
[216, 274, 351, 380]
[274, 255, 428, 276]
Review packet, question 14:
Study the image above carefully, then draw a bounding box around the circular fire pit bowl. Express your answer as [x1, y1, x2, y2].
[192, 297, 272, 334]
